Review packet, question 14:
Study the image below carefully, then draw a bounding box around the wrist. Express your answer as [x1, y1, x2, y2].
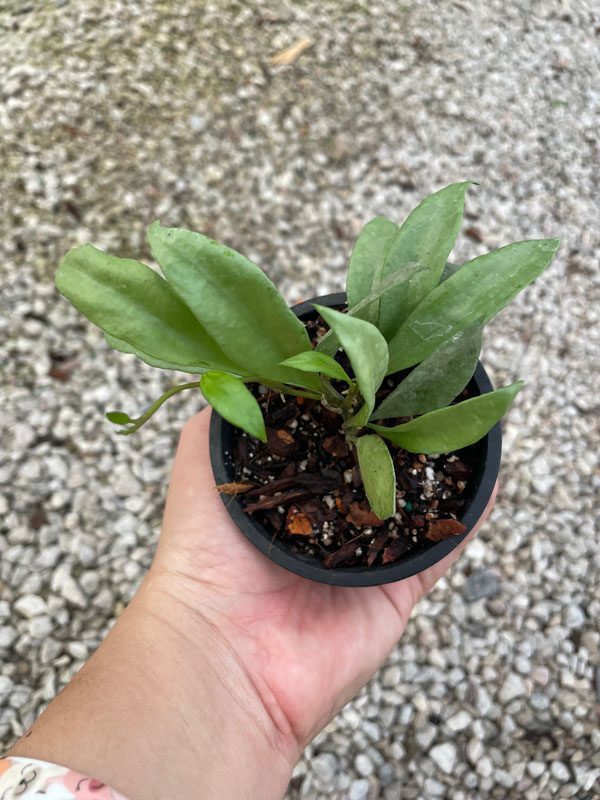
[9, 571, 295, 800]
[138, 569, 299, 787]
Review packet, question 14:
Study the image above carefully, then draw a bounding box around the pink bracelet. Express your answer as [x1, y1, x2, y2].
[0, 757, 129, 799]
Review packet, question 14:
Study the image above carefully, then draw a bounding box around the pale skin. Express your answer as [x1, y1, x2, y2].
[9, 408, 497, 800]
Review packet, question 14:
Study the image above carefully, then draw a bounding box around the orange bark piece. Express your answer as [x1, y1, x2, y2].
[286, 507, 314, 536]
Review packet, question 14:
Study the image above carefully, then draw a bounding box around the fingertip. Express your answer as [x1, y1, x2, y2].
[179, 404, 212, 442]
[477, 479, 499, 527]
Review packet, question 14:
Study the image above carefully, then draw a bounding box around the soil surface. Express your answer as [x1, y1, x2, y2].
[228, 315, 474, 569]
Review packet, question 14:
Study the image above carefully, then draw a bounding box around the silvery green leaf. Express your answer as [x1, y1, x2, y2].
[105, 333, 211, 374]
[147, 222, 319, 391]
[346, 216, 400, 324]
[317, 264, 428, 358]
[387, 238, 560, 372]
[378, 182, 472, 337]
[346, 183, 471, 338]
[314, 305, 388, 420]
[280, 351, 352, 384]
[369, 382, 524, 453]
[56, 245, 244, 374]
[356, 435, 396, 520]
[373, 325, 483, 419]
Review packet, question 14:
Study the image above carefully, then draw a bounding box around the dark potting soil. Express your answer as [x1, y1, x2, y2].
[225, 315, 474, 569]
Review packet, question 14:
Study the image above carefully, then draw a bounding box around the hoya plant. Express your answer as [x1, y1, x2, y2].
[56, 183, 559, 520]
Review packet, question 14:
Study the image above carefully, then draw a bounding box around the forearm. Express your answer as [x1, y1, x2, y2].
[8, 576, 294, 800]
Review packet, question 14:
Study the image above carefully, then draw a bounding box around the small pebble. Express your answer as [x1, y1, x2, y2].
[429, 743, 457, 774]
[354, 754, 374, 777]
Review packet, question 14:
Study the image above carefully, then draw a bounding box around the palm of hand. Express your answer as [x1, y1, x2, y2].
[153, 410, 494, 753]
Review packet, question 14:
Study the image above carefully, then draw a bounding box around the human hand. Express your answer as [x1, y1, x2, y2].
[155, 408, 498, 748]
[10, 407, 496, 800]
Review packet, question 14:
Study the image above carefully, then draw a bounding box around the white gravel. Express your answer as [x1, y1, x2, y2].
[1, 0, 599, 798]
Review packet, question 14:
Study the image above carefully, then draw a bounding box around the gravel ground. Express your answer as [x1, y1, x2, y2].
[1, 0, 599, 797]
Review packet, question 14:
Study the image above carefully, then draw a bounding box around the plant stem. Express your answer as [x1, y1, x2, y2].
[319, 376, 345, 408]
[341, 384, 360, 416]
[118, 382, 201, 435]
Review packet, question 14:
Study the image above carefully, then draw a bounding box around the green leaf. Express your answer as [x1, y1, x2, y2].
[373, 325, 483, 419]
[56, 245, 243, 374]
[317, 264, 427, 357]
[147, 222, 318, 390]
[280, 351, 352, 384]
[369, 382, 524, 453]
[377, 182, 472, 337]
[104, 334, 210, 374]
[201, 371, 267, 442]
[356, 435, 396, 520]
[346, 216, 400, 324]
[314, 305, 388, 419]
[106, 411, 132, 425]
[387, 238, 560, 371]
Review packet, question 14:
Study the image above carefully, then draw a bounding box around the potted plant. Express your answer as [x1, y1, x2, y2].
[56, 182, 559, 586]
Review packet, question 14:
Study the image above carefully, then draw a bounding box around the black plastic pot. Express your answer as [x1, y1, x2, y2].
[209, 292, 501, 587]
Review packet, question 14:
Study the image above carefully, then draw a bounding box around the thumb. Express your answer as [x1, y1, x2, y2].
[159, 406, 238, 545]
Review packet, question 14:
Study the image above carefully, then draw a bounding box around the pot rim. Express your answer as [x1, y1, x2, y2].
[209, 292, 501, 587]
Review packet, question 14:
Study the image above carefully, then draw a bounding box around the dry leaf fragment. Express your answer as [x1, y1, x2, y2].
[464, 225, 484, 243]
[216, 482, 256, 495]
[426, 518, 467, 542]
[346, 501, 385, 528]
[29, 506, 48, 531]
[335, 496, 347, 513]
[276, 429, 295, 444]
[286, 506, 314, 536]
[48, 356, 78, 381]
[266, 427, 296, 457]
[269, 37, 313, 66]
[323, 436, 349, 458]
